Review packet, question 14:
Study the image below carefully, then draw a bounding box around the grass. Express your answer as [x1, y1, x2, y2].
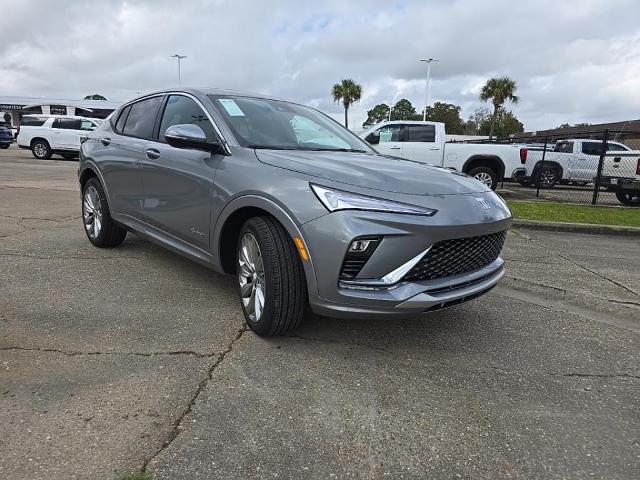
[120, 473, 152, 480]
[507, 201, 640, 227]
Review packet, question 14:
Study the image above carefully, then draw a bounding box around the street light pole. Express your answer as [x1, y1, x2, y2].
[171, 54, 187, 84]
[420, 58, 438, 121]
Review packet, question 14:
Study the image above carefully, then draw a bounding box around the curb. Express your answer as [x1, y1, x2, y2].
[512, 219, 640, 237]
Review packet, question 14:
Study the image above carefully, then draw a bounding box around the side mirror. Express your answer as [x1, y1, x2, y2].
[164, 124, 224, 153]
[365, 131, 380, 145]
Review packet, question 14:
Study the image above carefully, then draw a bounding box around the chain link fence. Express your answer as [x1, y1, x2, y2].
[507, 129, 640, 206]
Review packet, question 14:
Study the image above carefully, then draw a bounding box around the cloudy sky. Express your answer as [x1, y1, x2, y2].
[1, 0, 639, 130]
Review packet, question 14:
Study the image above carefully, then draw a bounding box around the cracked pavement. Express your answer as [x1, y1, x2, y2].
[1, 148, 639, 479]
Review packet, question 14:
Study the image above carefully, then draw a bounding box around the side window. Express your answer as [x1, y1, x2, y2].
[377, 124, 402, 143]
[554, 141, 573, 153]
[582, 142, 603, 156]
[114, 106, 130, 133]
[122, 96, 163, 139]
[53, 118, 81, 130]
[158, 95, 216, 142]
[406, 125, 436, 142]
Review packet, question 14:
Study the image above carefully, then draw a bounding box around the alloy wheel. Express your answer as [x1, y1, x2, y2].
[540, 169, 556, 187]
[474, 172, 493, 187]
[83, 185, 103, 239]
[238, 232, 266, 322]
[34, 143, 47, 158]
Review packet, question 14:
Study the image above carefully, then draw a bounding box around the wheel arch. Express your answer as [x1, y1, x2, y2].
[30, 137, 49, 148]
[462, 155, 506, 180]
[532, 160, 564, 178]
[213, 195, 319, 295]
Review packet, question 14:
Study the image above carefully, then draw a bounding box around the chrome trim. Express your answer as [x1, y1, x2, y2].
[338, 246, 431, 290]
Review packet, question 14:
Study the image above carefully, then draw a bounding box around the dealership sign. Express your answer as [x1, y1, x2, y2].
[0, 104, 24, 111]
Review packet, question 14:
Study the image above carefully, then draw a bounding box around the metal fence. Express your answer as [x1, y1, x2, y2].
[505, 129, 640, 207]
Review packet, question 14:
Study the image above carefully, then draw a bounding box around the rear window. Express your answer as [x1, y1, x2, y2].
[406, 125, 436, 142]
[20, 116, 47, 127]
[114, 106, 130, 133]
[122, 96, 163, 139]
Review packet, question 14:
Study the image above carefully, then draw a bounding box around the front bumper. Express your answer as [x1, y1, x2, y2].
[301, 191, 512, 318]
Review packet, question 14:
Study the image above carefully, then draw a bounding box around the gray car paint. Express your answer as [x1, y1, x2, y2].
[80, 87, 512, 318]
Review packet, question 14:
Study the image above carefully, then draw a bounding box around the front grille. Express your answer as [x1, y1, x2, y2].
[403, 230, 507, 282]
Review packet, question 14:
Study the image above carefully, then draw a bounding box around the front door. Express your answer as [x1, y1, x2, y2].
[140, 94, 221, 251]
[373, 124, 403, 158]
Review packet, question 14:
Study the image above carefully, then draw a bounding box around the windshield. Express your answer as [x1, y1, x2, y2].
[209, 95, 374, 153]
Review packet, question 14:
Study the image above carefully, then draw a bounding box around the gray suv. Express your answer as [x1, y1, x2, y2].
[79, 88, 511, 336]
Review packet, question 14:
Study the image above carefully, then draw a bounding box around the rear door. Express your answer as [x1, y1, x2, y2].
[401, 124, 440, 164]
[51, 118, 81, 149]
[140, 94, 220, 251]
[99, 96, 163, 219]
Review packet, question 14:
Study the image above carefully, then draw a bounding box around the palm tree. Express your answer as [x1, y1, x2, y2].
[332, 79, 362, 128]
[479, 76, 518, 139]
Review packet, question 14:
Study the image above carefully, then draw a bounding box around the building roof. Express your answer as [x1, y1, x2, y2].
[513, 119, 640, 140]
[0, 95, 122, 111]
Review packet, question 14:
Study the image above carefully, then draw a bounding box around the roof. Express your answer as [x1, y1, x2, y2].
[0, 95, 122, 110]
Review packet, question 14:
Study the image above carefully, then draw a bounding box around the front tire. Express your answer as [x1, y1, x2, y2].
[31, 140, 52, 159]
[82, 178, 127, 247]
[615, 190, 640, 206]
[237, 216, 307, 336]
[468, 166, 498, 190]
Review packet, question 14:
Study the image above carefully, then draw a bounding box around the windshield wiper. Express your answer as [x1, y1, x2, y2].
[302, 148, 368, 153]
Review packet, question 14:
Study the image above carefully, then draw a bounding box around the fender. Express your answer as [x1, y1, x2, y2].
[462, 154, 505, 177]
[78, 159, 112, 204]
[212, 194, 319, 296]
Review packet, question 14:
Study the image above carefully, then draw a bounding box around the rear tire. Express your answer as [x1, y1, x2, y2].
[237, 216, 307, 336]
[31, 140, 52, 159]
[82, 178, 127, 247]
[468, 166, 498, 190]
[615, 190, 640, 206]
[0, 144, 9, 149]
[534, 167, 558, 188]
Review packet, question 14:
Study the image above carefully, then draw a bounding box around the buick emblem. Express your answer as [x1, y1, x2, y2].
[475, 197, 491, 210]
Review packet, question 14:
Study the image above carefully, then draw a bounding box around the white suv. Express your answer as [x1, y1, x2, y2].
[17, 115, 101, 160]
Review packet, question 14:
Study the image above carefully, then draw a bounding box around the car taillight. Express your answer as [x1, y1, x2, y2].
[519, 148, 528, 164]
[636, 158, 640, 176]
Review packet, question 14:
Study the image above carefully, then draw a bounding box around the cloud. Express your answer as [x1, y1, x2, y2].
[1, 0, 639, 130]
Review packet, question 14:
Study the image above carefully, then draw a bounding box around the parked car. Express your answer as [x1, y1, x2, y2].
[598, 151, 640, 205]
[513, 139, 631, 188]
[0, 123, 13, 149]
[359, 120, 528, 190]
[79, 88, 512, 336]
[17, 115, 101, 160]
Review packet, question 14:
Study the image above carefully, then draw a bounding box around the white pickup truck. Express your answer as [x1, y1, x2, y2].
[513, 139, 632, 188]
[17, 115, 101, 160]
[359, 120, 527, 190]
[600, 151, 640, 205]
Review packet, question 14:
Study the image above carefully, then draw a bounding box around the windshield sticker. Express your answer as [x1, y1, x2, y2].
[219, 99, 245, 117]
[379, 128, 393, 142]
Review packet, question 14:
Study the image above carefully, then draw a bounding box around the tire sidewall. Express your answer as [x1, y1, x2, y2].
[469, 167, 497, 190]
[236, 220, 277, 335]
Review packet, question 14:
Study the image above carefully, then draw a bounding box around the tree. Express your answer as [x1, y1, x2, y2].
[423, 102, 465, 134]
[390, 99, 421, 121]
[464, 108, 491, 135]
[479, 76, 519, 139]
[478, 109, 524, 138]
[331, 79, 362, 128]
[363, 103, 391, 127]
[84, 94, 107, 100]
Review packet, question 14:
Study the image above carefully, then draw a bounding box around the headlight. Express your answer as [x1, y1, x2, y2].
[311, 184, 437, 216]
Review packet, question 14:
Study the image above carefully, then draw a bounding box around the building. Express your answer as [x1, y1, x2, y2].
[0, 95, 122, 127]
[511, 119, 640, 144]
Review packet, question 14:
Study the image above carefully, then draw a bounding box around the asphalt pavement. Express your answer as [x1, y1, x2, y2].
[1, 147, 638, 480]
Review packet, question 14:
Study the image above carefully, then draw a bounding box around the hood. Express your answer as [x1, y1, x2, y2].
[255, 150, 489, 195]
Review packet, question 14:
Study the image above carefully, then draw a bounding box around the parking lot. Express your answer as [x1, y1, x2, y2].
[1, 146, 639, 479]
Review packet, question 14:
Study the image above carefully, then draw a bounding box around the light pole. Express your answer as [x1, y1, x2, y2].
[420, 58, 438, 121]
[171, 54, 187, 84]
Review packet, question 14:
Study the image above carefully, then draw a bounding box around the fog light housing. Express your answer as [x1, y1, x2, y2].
[339, 236, 381, 279]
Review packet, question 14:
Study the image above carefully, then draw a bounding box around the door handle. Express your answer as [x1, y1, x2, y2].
[429, 146, 440, 150]
[145, 148, 160, 159]
[100, 137, 111, 146]
[389, 146, 401, 150]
